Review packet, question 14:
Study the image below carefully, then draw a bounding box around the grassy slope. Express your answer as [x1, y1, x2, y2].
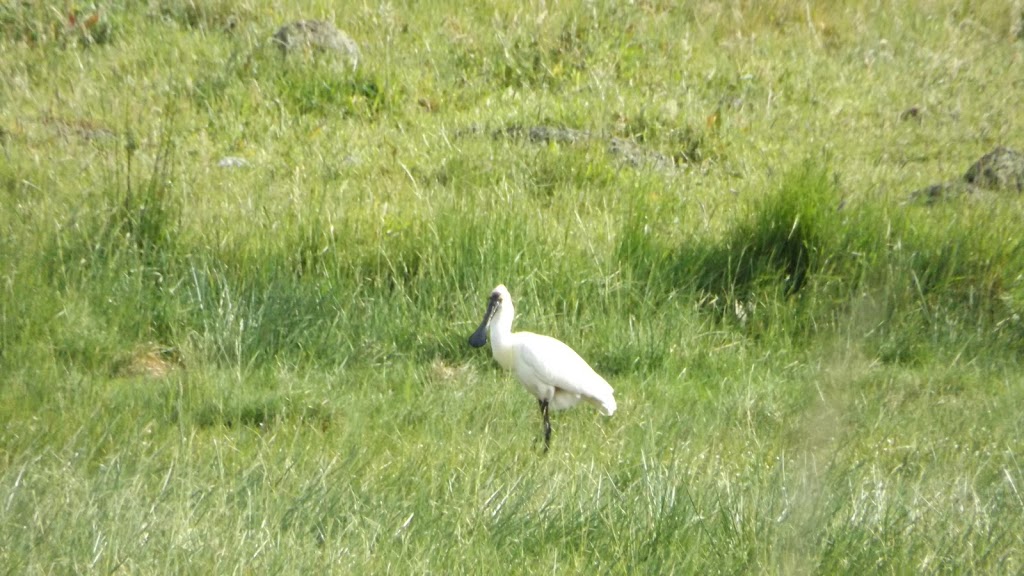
[2, 1, 1024, 573]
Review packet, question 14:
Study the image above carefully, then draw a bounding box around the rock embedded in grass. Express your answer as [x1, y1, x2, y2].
[909, 146, 1024, 204]
[607, 137, 677, 171]
[272, 20, 360, 70]
[910, 181, 982, 204]
[496, 124, 592, 144]
[963, 146, 1024, 193]
[488, 123, 682, 172]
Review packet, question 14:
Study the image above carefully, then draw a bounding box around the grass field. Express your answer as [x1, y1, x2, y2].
[2, 1, 1024, 573]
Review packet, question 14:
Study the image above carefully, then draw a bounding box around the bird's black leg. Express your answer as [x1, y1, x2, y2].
[538, 399, 551, 453]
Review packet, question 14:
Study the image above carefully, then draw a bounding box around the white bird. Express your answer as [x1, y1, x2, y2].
[468, 284, 616, 452]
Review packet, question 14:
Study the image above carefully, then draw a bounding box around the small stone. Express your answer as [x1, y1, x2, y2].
[899, 107, 921, 122]
[907, 181, 977, 205]
[217, 156, 248, 168]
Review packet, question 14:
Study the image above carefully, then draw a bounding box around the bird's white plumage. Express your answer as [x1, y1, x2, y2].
[515, 333, 616, 414]
[474, 285, 616, 416]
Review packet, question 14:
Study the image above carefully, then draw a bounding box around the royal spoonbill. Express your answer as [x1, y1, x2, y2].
[468, 285, 616, 452]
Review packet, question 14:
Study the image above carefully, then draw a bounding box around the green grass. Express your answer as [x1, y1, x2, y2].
[3, 0, 1024, 573]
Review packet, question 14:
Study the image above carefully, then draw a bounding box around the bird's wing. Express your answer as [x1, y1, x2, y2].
[517, 333, 615, 402]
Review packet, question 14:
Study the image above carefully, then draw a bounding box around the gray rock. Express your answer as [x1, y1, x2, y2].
[908, 181, 980, 205]
[909, 146, 1024, 204]
[217, 156, 249, 168]
[272, 20, 359, 70]
[963, 146, 1024, 193]
[496, 125, 592, 145]
[491, 124, 681, 172]
[607, 137, 676, 171]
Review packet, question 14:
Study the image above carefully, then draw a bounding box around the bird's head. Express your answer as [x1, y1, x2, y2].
[468, 284, 510, 347]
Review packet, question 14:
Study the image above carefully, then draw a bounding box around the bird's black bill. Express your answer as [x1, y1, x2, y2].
[468, 323, 488, 348]
[468, 292, 500, 347]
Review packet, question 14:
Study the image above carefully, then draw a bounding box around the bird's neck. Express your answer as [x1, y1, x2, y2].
[489, 302, 517, 371]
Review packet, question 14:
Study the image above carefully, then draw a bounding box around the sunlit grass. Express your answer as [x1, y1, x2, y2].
[2, 0, 1024, 573]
